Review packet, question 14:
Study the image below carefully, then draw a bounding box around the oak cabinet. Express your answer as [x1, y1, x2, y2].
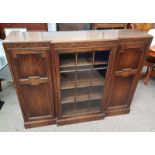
[3, 30, 152, 128]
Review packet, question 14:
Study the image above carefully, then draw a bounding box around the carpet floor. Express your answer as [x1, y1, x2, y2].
[0, 79, 155, 132]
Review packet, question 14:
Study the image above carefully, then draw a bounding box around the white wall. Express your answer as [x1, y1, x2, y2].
[48, 23, 57, 31]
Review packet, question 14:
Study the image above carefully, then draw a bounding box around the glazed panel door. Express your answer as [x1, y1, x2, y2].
[55, 43, 118, 121]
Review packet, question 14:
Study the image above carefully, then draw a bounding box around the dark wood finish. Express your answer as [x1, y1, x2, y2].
[3, 30, 152, 128]
[92, 23, 128, 30]
[57, 23, 88, 31]
[3, 42, 56, 128]
[105, 38, 152, 115]
[130, 23, 155, 79]
[57, 113, 105, 125]
[54, 41, 118, 124]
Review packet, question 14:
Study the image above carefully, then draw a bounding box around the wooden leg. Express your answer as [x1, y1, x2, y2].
[144, 64, 154, 85]
[146, 66, 149, 74]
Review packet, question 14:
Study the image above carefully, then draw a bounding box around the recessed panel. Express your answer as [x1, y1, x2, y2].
[15, 53, 48, 78]
[116, 48, 142, 70]
[108, 75, 135, 107]
[21, 84, 53, 118]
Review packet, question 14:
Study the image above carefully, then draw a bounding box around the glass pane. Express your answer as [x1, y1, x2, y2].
[93, 51, 109, 70]
[61, 72, 75, 89]
[76, 52, 93, 71]
[60, 53, 75, 73]
[92, 70, 106, 86]
[76, 101, 88, 115]
[76, 87, 90, 102]
[62, 103, 74, 116]
[59, 50, 110, 117]
[89, 100, 101, 113]
[61, 88, 75, 104]
[77, 52, 92, 66]
[90, 86, 103, 101]
[77, 71, 91, 88]
[94, 50, 110, 62]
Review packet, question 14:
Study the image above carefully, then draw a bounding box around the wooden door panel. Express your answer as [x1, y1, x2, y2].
[116, 44, 144, 71]
[21, 84, 53, 119]
[108, 75, 135, 107]
[12, 49, 48, 78]
[7, 46, 56, 126]
[16, 54, 47, 78]
[105, 41, 150, 116]
[116, 48, 142, 70]
[54, 42, 119, 125]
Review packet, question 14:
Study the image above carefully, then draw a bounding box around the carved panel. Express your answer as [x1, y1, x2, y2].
[11, 49, 49, 78]
[19, 76, 48, 86]
[116, 44, 144, 71]
[107, 75, 135, 107]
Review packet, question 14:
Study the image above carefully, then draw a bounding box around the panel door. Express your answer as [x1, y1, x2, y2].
[106, 42, 148, 115]
[8, 47, 55, 122]
[107, 70, 137, 110]
[55, 45, 117, 120]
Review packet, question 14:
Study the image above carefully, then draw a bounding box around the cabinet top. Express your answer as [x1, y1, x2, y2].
[3, 29, 152, 43]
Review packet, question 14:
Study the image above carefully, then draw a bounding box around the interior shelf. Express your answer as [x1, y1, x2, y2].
[62, 100, 101, 116]
[60, 58, 108, 68]
[60, 66, 107, 73]
[61, 87, 103, 104]
[60, 58, 91, 67]
[60, 58, 108, 73]
[61, 73, 105, 90]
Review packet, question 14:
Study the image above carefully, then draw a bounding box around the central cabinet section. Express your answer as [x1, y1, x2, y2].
[60, 51, 109, 117]
[55, 42, 118, 125]
[59, 51, 110, 116]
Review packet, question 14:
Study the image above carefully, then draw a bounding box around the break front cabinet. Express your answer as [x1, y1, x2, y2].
[3, 30, 152, 128]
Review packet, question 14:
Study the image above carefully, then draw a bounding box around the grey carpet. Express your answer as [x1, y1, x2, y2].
[0, 79, 155, 132]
